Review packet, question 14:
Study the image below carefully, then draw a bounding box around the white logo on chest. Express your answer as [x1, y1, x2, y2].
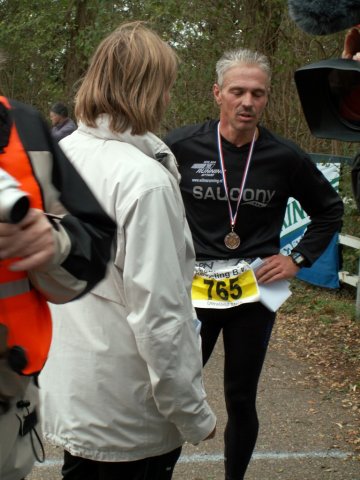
[192, 186, 275, 207]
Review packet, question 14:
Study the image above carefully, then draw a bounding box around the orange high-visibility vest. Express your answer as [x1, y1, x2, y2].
[0, 96, 52, 375]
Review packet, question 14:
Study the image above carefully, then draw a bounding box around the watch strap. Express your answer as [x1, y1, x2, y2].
[289, 251, 306, 267]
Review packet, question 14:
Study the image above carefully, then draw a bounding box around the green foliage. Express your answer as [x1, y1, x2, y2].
[0, 0, 132, 114]
[339, 163, 360, 274]
[0, 0, 351, 153]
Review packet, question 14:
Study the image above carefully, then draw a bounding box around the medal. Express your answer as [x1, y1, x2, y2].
[217, 122, 257, 250]
[224, 231, 241, 249]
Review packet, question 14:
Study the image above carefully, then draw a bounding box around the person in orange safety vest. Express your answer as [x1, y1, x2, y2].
[0, 95, 115, 480]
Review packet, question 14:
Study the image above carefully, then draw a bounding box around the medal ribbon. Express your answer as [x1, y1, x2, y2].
[216, 122, 256, 232]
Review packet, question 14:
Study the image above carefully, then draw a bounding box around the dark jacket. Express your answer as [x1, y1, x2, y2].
[51, 118, 77, 142]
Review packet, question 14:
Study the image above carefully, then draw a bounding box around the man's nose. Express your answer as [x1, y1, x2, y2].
[241, 92, 254, 107]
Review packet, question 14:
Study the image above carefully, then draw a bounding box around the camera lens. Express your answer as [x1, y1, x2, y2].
[0, 188, 30, 223]
[8, 196, 30, 223]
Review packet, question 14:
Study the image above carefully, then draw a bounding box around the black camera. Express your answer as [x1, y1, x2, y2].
[295, 58, 360, 142]
[0, 167, 30, 223]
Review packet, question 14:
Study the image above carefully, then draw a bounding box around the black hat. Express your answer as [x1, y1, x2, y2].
[295, 58, 360, 141]
[50, 102, 68, 118]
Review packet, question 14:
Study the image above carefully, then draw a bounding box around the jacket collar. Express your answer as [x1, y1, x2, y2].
[77, 115, 180, 182]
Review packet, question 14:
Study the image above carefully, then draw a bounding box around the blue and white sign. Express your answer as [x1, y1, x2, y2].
[280, 162, 341, 289]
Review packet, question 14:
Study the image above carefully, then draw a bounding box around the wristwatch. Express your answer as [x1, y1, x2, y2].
[289, 251, 306, 268]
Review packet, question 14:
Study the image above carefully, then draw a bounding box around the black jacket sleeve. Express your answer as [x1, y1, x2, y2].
[290, 154, 344, 265]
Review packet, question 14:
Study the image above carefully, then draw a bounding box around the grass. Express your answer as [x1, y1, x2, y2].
[280, 278, 357, 320]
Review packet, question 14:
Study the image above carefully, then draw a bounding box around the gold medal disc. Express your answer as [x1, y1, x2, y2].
[224, 231, 241, 250]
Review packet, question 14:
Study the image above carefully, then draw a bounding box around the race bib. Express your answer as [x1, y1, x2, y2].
[192, 261, 260, 309]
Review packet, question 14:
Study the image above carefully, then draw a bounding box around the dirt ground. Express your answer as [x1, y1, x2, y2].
[29, 311, 360, 480]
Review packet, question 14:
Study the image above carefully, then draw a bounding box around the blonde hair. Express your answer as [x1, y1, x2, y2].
[75, 22, 178, 135]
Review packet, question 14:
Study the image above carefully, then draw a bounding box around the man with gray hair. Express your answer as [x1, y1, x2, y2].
[165, 48, 343, 479]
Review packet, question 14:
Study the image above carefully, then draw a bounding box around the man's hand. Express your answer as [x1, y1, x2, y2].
[0, 208, 55, 271]
[255, 254, 299, 284]
[342, 27, 360, 61]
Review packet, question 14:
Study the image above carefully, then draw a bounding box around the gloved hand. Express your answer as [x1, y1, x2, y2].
[0, 324, 26, 413]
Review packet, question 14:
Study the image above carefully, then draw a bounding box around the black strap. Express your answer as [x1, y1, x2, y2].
[0, 102, 12, 153]
[16, 397, 45, 463]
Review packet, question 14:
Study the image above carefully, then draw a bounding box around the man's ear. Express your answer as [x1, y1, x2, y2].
[213, 83, 222, 105]
[265, 88, 270, 106]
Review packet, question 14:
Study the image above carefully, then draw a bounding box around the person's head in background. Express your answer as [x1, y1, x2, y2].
[50, 102, 70, 127]
[74, 21, 178, 136]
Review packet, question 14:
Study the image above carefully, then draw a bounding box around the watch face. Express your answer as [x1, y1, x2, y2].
[291, 252, 305, 266]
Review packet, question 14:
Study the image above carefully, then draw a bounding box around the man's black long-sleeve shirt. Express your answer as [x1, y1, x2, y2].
[165, 120, 344, 264]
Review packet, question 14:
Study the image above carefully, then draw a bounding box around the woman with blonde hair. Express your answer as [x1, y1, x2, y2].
[40, 21, 216, 480]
